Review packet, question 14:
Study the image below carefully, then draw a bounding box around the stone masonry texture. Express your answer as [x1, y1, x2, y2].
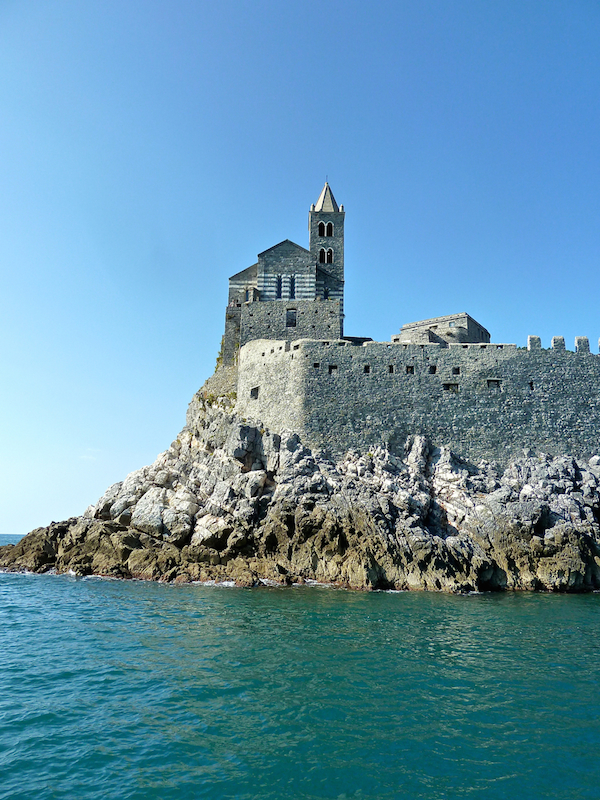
[237, 338, 600, 466]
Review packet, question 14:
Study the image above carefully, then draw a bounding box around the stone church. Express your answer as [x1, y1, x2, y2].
[221, 183, 347, 365]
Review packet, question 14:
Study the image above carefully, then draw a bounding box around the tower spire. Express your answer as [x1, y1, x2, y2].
[314, 182, 339, 213]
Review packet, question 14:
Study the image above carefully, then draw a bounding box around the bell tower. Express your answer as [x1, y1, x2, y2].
[309, 182, 345, 287]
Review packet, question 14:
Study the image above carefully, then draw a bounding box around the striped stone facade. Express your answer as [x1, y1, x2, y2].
[221, 184, 346, 365]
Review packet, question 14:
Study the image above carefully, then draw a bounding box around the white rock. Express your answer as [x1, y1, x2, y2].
[130, 487, 166, 537]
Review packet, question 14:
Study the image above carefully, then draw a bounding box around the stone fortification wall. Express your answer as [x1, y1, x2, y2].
[237, 337, 600, 465]
[222, 306, 241, 366]
[237, 338, 306, 434]
[240, 299, 342, 347]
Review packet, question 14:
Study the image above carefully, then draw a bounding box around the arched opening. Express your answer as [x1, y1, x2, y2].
[319, 249, 326, 263]
[318, 222, 325, 236]
[326, 249, 333, 264]
[289, 276, 296, 299]
[326, 222, 333, 236]
[323, 287, 329, 300]
[276, 275, 282, 299]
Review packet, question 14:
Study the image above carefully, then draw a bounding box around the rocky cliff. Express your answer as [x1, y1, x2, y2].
[3, 382, 600, 592]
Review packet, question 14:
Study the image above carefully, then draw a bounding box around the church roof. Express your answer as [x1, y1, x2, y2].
[257, 239, 310, 257]
[229, 263, 257, 282]
[314, 182, 339, 213]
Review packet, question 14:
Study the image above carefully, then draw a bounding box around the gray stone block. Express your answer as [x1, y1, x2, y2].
[575, 336, 590, 353]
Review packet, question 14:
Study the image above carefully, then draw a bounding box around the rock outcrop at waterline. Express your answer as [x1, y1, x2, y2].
[3, 390, 600, 591]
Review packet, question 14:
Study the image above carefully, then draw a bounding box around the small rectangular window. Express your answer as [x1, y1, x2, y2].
[388, 365, 394, 374]
[286, 309, 297, 327]
[443, 383, 459, 392]
[313, 362, 320, 368]
[293, 344, 299, 350]
[250, 387, 259, 399]
[487, 379, 501, 390]
[364, 365, 370, 374]
[406, 365, 414, 374]
[452, 367, 460, 375]
[429, 365, 437, 374]
[328, 365, 337, 374]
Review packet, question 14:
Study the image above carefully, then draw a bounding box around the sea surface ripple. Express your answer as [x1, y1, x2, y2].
[1, 551, 599, 798]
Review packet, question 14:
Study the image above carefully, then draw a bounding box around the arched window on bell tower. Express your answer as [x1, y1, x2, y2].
[326, 249, 333, 264]
[319, 248, 326, 263]
[318, 222, 325, 236]
[326, 222, 333, 236]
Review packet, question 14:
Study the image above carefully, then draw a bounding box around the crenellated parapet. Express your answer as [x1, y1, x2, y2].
[528, 335, 592, 353]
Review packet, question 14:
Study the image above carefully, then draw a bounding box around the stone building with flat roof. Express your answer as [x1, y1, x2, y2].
[393, 313, 490, 346]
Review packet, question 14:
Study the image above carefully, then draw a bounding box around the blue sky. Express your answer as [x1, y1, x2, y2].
[2, 0, 600, 534]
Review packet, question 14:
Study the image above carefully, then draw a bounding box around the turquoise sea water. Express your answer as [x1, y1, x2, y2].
[1, 534, 600, 800]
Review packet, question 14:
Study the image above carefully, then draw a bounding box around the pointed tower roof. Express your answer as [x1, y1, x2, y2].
[314, 182, 339, 212]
